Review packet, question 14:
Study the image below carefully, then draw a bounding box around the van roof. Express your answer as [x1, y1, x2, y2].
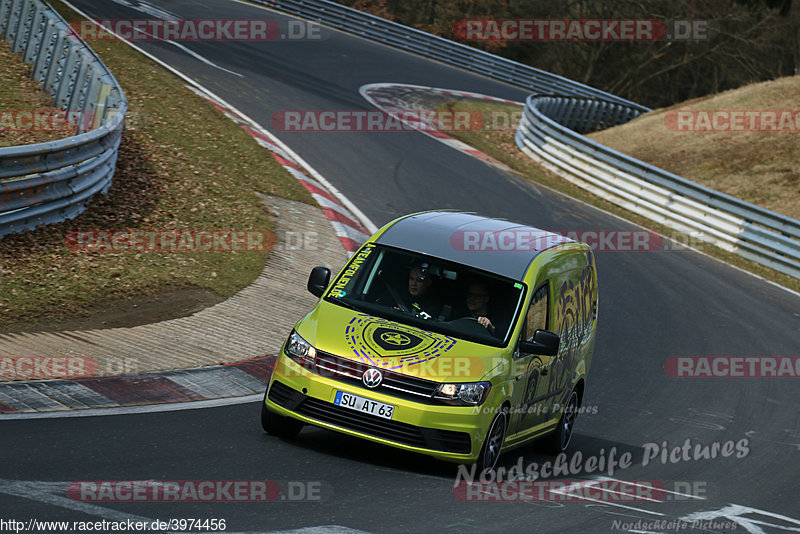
[374, 211, 572, 281]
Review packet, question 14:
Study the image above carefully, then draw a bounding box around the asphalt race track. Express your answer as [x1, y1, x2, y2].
[2, 1, 799, 532]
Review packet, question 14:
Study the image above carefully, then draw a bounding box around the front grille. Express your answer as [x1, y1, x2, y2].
[313, 350, 441, 404]
[269, 380, 471, 454]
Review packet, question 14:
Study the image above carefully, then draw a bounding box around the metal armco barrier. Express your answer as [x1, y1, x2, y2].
[265, 0, 800, 280]
[259, 0, 649, 112]
[0, 0, 126, 238]
[516, 96, 800, 279]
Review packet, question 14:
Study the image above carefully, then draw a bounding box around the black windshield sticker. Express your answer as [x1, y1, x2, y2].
[370, 327, 424, 352]
[345, 315, 456, 368]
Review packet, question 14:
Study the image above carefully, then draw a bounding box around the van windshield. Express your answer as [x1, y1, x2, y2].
[324, 243, 526, 347]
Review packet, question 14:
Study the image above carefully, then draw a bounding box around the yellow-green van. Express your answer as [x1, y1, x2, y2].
[262, 211, 598, 472]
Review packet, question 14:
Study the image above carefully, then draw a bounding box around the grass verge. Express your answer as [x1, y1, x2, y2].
[0, 2, 314, 332]
[436, 100, 800, 294]
[590, 76, 800, 221]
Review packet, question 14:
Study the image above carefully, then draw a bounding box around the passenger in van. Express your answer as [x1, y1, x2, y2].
[463, 281, 498, 336]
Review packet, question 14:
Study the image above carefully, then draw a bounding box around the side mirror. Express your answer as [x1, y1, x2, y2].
[518, 329, 560, 356]
[307, 266, 331, 298]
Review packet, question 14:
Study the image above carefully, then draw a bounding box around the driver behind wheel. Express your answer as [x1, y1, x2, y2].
[402, 263, 443, 319]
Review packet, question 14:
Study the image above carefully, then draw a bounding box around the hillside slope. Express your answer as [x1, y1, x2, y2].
[590, 76, 800, 220]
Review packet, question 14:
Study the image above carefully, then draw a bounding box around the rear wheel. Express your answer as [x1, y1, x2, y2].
[476, 409, 507, 474]
[544, 390, 578, 454]
[260, 388, 303, 439]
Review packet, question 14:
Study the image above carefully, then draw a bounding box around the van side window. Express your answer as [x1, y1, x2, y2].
[525, 283, 549, 341]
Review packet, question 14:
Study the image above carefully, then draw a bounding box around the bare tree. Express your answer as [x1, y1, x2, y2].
[340, 0, 797, 107]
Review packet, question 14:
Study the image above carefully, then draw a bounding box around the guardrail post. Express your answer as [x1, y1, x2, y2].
[5, 0, 22, 46]
[11, 0, 32, 52]
[91, 82, 112, 131]
[43, 28, 67, 94]
[0, 0, 12, 36]
[54, 39, 79, 108]
[31, 17, 55, 82]
[21, 0, 41, 62]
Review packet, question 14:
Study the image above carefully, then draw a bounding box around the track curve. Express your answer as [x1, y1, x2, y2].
[2, 0, 798, 532]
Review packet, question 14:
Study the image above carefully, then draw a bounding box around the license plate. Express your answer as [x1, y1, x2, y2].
[334, 391, 395, 420]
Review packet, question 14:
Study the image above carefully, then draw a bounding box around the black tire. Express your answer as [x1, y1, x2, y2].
[260, 389, 303, 439]
[476, 409, 507, 475]
[544, 390, 579, 454]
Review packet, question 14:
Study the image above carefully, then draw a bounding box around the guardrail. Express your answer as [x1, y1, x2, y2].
[267, 0, 800, 280]
[260, 0, 650, 113]
[516, 96, 800, 279]
[0, 0, 126, 238]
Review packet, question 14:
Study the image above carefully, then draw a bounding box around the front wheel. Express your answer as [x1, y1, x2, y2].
[544, 390, 578, 454]
[260, 389, 303, 439]
[476, 409, 507, 474]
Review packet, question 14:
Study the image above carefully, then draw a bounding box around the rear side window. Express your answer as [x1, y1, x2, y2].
[525, 283, 549, 341]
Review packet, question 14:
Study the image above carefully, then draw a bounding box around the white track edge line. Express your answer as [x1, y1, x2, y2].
[0, 393, 263, 419]
[60, 0, 377, 237]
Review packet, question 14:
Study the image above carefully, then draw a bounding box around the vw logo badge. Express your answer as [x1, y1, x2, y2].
[362, 368, 383, 389]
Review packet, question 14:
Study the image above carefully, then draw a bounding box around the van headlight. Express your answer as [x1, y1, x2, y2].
[434, 381, 491, 406]
[284, 331, 316, 367]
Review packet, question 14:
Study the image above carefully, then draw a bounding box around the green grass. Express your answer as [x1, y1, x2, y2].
[0, 2, 314, 331]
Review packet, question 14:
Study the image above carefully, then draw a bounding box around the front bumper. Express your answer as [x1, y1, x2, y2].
[265, 356, 496, 463]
